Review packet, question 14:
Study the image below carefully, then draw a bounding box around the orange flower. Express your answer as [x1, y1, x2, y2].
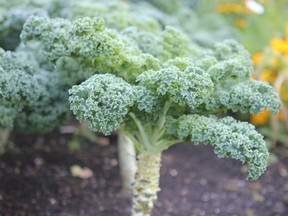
[251, 69, 277, 83]
[270, 38, 288, 56]
[260, 69, 278, 82]
[252, 52, 264, 64]
[252, 51, 279, 68]
[235, 19, 247, 28]
[251, 109, 271, 126]
[271, 57, 280, 68]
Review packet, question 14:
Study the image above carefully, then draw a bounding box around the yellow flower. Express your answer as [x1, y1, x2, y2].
[270, 38, 288, 56]
[217, 3, 251, 14]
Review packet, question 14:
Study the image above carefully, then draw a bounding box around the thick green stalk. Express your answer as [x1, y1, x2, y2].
[132, 152, 161, 216]
[118, 132, 137, 191]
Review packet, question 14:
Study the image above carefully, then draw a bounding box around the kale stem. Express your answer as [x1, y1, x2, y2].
[129, 112, 151, 149]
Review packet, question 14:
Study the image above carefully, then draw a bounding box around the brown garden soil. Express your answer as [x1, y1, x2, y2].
[0, 128, 288, 216]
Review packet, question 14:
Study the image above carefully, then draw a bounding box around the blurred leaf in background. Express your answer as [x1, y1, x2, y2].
[200, 0, 287, 53]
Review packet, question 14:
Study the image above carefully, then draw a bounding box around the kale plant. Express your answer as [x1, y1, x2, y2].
[0, 47, 40, 152]
[21, 14, 281, 215]
[0, 48, 40, 129]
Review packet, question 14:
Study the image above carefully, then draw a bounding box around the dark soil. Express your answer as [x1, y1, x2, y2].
[0, 128, 288, 216]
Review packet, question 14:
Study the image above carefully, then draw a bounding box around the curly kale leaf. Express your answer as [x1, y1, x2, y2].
[21, 16, 72, 60]
[189, 40, 282, 115]
[15, 71, 69, 133]
[0, 105, 18, 129]
[122, 26, 193, 62]
[0, 0, 67, 50]
[226, 80, 281, 114]
[64, 0, 162, 33]
[166, 114, 269, 180]
[137, 65, 213, 109]
[21, 16, 160, 81]
[132, 86, 160, 113]
[204, 80, 281, 114]
[0, 48, 39, 129]
[0, 8, 48, 50]
[206, 57, 253, 88]
[69, 74, 135, 135]
[0, 49, 39, 106]
[213, 39, 251, 61]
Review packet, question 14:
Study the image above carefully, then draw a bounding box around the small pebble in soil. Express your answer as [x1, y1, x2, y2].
[200, 178, 207, 185]
[279, 166, 288, 177]
[110, 158, 118, 166]
[193, 208, 206, 216]
[98, 137, 110, 146]
[201, 192, 210, 202]
[251, 191, 265, 202]
[49, 198, 57, 206]
[214, 208, 221, 214]
[14, 167, 20, 174]
[179, 188, 188, 196]
[99, 205, 105, 211]
[34, 157, 44, 166]
[169, 169, 178, 177]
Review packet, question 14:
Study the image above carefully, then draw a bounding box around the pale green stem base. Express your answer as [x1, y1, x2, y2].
[132, 153, 161, 216]
[0, 129, 11, 155]
[118, 132, 137, 191]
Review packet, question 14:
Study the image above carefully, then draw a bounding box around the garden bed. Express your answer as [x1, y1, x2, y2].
[0, 130, 287, 216]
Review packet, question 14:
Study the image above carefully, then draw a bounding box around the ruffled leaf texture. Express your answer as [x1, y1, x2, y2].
[21, 16, 162, 82]
[69, 74, 135, 135]
[195, 40, 281, 114]
[0, 48, 39, 129]
[136, 65, 213, 110]
[20, 15, 198, 83]
[0, 0, 68, 50]
[166, 114, 269, 180]
[15, 71, 70, 133]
